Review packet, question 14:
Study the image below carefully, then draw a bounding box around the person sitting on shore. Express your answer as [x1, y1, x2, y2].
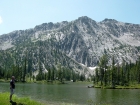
[10, 76, 15, 102]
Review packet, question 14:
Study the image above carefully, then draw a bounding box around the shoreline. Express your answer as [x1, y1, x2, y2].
[93, 85, 140, 89]
[1, 79, 140, 89]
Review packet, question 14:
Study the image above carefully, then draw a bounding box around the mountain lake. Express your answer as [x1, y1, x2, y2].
[0, 82, 140, 105]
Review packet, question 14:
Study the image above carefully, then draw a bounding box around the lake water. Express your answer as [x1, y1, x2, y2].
[0, 82, 140, 105]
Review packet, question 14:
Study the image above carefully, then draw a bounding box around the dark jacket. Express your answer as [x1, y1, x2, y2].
[10, 80, 15, 89]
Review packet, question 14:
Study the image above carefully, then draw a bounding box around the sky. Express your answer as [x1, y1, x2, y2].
[0, 0, 140, 35]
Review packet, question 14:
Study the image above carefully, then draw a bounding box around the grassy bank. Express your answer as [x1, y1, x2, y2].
[0, 78, 92, 85]
[0, 92, 45, 105]
[115, 84, 140, 89]
[0, 92, 82, 105]
[0, 79, 65, 84]
[0, 79, 9, 83]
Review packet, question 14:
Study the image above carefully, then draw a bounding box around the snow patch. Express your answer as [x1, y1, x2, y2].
[88, 67, 97, 71]
[88, 66, 97, 75]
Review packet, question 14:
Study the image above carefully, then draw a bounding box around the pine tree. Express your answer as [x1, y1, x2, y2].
[137, 57, 140, 83]
[121, 59, 125, 86]
[47, 68, 51, 81]
[111, 56, 115, 88]
[51, 67, 55, 81]
[23, 54, 27, 82]
[99, 55, 108, 86]
[95, 68, 99, 85]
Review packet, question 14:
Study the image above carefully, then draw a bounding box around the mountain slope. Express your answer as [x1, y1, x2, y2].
[0, 16, 140, 76]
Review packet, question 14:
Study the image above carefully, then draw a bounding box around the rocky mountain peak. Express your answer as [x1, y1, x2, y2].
[77, 16, 96, 23]
[78, 16, 90, 20]
[101, 18, 118, 23]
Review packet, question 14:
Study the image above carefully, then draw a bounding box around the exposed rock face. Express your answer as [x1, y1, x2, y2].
[0, 16, 140, 75]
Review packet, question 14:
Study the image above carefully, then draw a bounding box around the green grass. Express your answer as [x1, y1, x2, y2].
[0, 79, 9, 83]
[0, 92, 81, 105]
[115, 84, 140, 89]
[0, 92, 45, 105]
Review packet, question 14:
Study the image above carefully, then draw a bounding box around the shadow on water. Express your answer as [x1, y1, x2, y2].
[10, 101, 24, 105]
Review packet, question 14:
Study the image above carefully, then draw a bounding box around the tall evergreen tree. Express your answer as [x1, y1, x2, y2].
[111, 56, 115, 88]
[99, 55, 108, 86]
[23, 54, 27, 82]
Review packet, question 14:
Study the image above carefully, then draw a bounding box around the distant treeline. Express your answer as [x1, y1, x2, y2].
[93, 55, 140, 88]
[0, 63, 86, 82]
[1, 54, 140, 85]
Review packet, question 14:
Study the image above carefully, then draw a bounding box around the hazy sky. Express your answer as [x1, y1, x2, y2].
[0, 0, 140, 35]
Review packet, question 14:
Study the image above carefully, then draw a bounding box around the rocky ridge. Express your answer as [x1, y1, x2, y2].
[0, 16, 140, 76]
